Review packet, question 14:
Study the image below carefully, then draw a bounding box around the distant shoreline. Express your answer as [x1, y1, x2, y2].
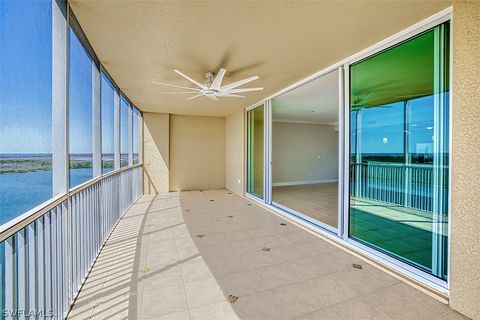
[0, 154, 117, 174]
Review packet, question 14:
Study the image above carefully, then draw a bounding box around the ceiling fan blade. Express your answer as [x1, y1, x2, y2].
[153, 81, 201, 92]
[205, 95, 218, 101]
[210, 68, 226, 90]
[217, 93, 245, 98]
[174, 70, 208, 90]
[159, 91, 202, 94]
[187, 93, 204, 100]
[220, 75, 259, 91]
[227, 87, 263, 94]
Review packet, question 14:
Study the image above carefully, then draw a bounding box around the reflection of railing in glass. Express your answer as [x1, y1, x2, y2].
[349, 21, 450, 280]
[350, 162, 448, 214]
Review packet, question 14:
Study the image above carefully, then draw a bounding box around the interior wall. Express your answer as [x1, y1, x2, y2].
[226, 110, 244, 196]
[169, 114, 226, 191]
[272, 121, 338, 185]
[143, 112, 170, 194]
[450, 1, 480, 319]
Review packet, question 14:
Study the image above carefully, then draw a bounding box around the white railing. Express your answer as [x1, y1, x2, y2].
[350, 162, 448, 214]
[0, 165, 142, 320]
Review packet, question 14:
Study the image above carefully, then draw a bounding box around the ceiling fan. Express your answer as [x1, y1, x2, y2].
[154, 68, 263, 101]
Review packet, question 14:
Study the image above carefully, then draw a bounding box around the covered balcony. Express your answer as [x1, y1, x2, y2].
[67, 190, 463, 320]
[1, 1, 479, 320]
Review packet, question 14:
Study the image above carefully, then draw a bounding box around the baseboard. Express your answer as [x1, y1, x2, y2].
[272, 179, 338, 187]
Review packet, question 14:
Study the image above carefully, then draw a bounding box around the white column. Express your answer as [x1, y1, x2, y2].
[139, 111, 143, 164]
[128, 105, 133, 166]
[113, 90, 120, 170]
[52, 0, 68, 195]
[92, 63, 101, 177]
[432, 23, 447, 278]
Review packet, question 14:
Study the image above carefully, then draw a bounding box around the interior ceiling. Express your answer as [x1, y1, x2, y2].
[69, 0, 451, 117]
[273, 70, 339, 125]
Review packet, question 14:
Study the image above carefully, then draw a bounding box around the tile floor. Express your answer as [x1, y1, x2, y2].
[67, 189, 468, 320]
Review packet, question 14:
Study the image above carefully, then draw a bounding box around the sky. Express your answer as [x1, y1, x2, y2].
[351, 96, 438, 155]
[0, 0, 52, 153]
[0, 1, 117, 155]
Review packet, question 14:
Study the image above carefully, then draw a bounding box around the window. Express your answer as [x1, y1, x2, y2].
[349, 23, 450, 280]
[68, 28, 93, 188]
[101, 74, 115, 173]
[133, 108, 140, 165]
[0, 0, 53, 225]
[120, 97, 129, 168]
[246, 105, 265, 199]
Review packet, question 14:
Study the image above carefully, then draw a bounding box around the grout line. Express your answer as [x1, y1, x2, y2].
[175, 192, 193, 320]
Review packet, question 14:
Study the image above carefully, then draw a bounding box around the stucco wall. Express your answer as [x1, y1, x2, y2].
[143, 112, 170, 194]
[272, 122, 339, 185]
[450, 2, 480, 319]
[226, 110, 244, 196]
[169, 114, 226, 191]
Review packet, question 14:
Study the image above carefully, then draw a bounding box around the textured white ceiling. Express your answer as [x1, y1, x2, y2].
[272, 70, 339, 125]
[69, 0, 451, 117]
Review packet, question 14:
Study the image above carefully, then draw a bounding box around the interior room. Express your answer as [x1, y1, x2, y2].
[271, 71, 340, 229]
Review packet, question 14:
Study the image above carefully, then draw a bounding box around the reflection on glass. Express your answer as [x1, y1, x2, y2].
[271, 71, 339, 229]
[133, 108, 140, 165]
[101, 74, 115, 173]
[0, 0, 52, 225]
[349, 23, 449, 280]
[69, 28, 93, 188]
[246, 105, 264, 199]
[120, 97, 129, 168]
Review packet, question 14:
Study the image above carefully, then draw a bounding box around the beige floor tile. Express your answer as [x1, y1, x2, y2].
[324, 297, 394, 320]
[189, 301, 239, 320]
[142, 265, 184, 290]
[225, 230, 254, 242]
[147, 310, 190, 320]
[141, 285, 188, 318]
[184, 278, 226, 308]
[330, 266, 399, 295]
[233, 290, 290, 320]
[269, 243, 311, 263]
[221, 270, 264, 296]
[284, 255, 344, 281]
[255, 234, 290, 248]
[271, 282, 324, 318]
[390, 282, 450, 315]
[210, 255, 250, 277]
[241, 250, 275, 270]
[363, 286, 443, 320]
[306, 273, 360, 308]
[295, 309, 335, 320]
[254, 263, 300, 290]
[180, 256, 213, 283]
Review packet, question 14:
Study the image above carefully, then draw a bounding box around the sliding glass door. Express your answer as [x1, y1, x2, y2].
[271, 70, 341, 230]
[244, 18, 450, 284]
[246, 105, 265, 199]
[349, 22, 450, 280]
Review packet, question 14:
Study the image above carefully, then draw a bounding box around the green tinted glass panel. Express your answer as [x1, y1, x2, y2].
[247, 106, 264, 199]
[349, 22, 449, 280]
